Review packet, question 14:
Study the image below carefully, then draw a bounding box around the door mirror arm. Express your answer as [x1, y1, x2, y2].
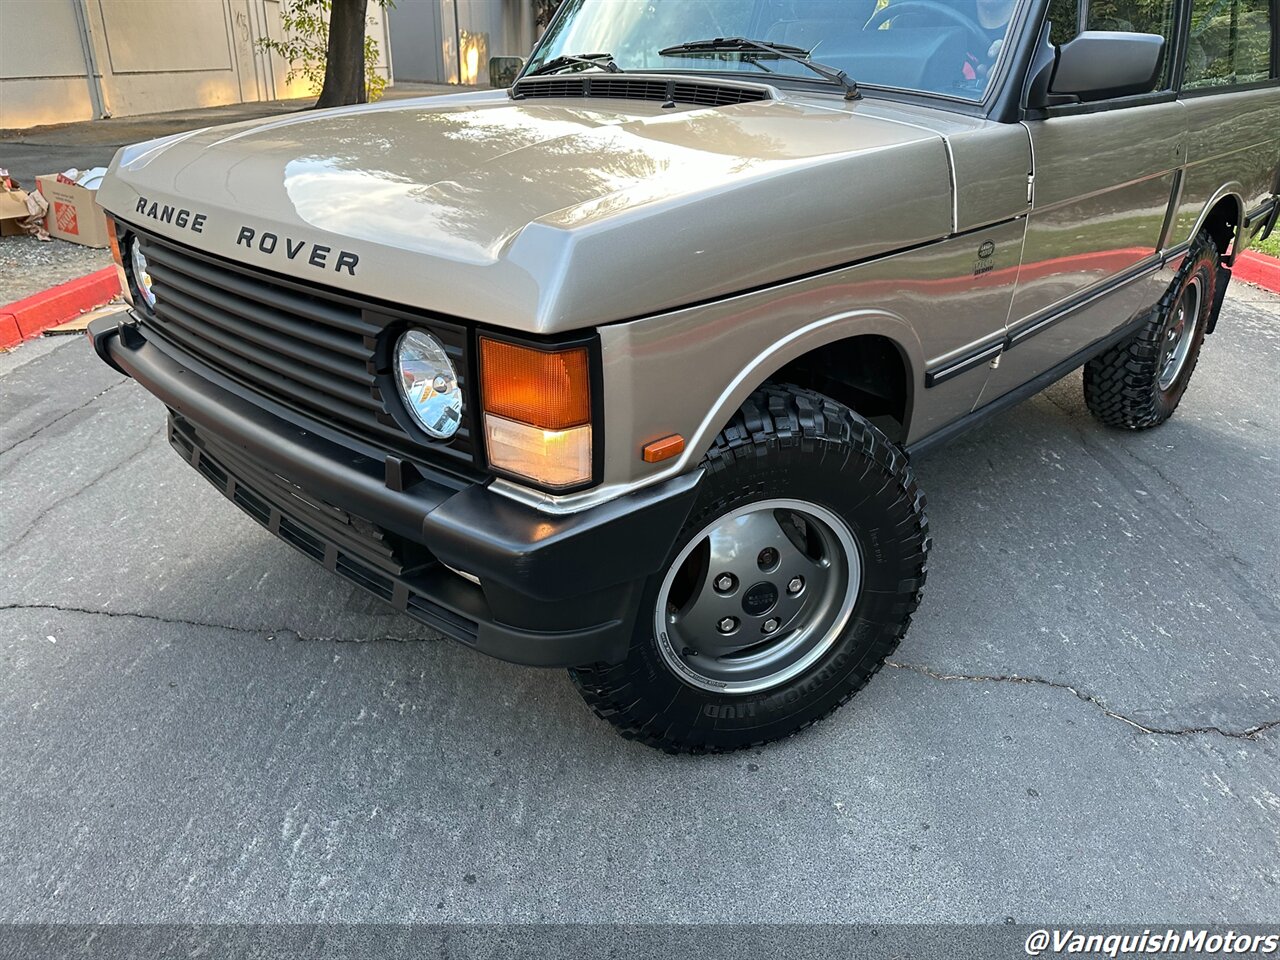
[1022, 20, 1072, 117]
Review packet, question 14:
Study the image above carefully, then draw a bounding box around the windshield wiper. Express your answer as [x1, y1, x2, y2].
[525, 52, 622, 78]
[657, 37, 860, 100]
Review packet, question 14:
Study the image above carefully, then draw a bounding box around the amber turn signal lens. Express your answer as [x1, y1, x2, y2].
[642, 434, 684, 463]
[104, 216, 132, 307]
[105, 216, 123, 268]
[479, 338, 590, 431]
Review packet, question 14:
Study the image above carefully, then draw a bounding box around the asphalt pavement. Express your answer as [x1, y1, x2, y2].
[1, 286, 1278, 925]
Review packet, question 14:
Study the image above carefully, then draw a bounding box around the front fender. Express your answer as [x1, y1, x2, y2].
[595, 299, 927, 498]
[677, 309, 925, 466]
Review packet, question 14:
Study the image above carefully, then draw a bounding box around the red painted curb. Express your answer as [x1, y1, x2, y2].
[1235, 250, 1280, 294]
[0, 266, 122, 350]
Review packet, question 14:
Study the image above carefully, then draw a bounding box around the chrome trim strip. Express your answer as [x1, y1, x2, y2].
[1004, 256, 1162, 348]
[924, 254, 1167, 390]
[924, 341, 1003, 387]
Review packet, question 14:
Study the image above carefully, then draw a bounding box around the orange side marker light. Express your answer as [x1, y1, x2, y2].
[642, 434, 685, 463]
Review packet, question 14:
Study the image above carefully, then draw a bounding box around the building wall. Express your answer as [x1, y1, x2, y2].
[0, 0, 98, 129]
[390, 0, 537, 84]
[387, 0, 447, 83]
[0, 0, 394, 130]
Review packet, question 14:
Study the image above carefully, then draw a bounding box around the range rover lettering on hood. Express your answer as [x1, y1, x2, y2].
[135, 196, 207, 233]
[236, 226, 360, 276]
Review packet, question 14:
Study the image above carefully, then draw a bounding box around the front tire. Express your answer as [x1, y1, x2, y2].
[569, 384, 930, 754]
[1083, 230, 1222, 430]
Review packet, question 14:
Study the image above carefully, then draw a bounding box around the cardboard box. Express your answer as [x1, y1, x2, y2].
[0, 186, 31, 237]
[37, 174, 110, 248]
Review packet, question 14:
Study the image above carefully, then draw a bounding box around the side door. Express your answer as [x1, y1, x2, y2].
[982, 0, 1187, 402]
[1171, 0, 1280, 255]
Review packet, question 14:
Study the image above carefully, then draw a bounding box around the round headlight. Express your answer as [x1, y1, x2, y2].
[130, 240, 156, 310]
[395, 330, 463, 440]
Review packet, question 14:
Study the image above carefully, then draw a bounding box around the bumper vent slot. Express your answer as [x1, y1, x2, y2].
[279, 515, 326, 560]
[168, 417, 482, 647]
[335, 554, 395, 600]
[233, 486, 271, 527]
[195, 452, 228, 490]
[512, 75, 773, 106]
[406, 595, 481, 646]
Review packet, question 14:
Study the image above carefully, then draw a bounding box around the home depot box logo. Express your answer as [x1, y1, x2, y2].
[54, 201, 79, 236]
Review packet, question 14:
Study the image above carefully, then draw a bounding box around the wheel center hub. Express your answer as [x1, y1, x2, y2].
[742, 581, 779, 617]
[655, 498, 862, 696]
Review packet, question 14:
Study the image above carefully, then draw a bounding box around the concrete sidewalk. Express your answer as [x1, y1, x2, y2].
[0, 82, 475, 188]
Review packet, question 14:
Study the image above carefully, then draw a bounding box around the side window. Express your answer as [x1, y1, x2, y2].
[1046, 0, 1179, 86]
[1184, 0, 1274, 89]
[1047, 0, 1080, 45]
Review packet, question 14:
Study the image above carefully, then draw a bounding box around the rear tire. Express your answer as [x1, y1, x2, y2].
[1083, 230, 1222, 430]
[569, 383, 930, 754]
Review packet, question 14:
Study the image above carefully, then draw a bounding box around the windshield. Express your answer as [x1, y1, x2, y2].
[528, 0, 1022, 101]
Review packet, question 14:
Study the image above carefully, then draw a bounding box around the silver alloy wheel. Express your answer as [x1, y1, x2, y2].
[1158, 277, 1203, 391]
[654, 499, 862, 695]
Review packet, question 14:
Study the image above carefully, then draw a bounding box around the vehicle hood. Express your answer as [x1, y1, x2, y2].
[99, 89, 952, 332]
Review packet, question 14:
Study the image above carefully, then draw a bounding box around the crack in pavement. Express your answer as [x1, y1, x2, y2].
[5, 609, 1276, 738]
[0, 602, 438, 644]
[0, 377, 130, 459]
[885, 660, 1280, 741]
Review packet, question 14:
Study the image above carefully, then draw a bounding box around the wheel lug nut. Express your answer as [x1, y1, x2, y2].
[757, 547, 779, 571]
[762, 618, 780, 634]
[717, 617, 738, 634]
[714, 573, 737, 593]
[787, 576, 804, 595]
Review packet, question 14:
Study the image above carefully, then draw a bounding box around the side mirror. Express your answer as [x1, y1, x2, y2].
[489, 56, 526, 89]
[1048, 31, 1165, 102]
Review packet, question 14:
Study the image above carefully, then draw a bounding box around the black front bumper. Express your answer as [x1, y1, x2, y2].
[89, 312, 701, 667]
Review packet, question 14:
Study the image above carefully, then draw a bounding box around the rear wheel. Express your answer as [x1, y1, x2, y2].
[569, 383, 930, 753]
[1083, 231, 1222, 430]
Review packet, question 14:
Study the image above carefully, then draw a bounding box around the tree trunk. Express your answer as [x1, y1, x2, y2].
[315, 0, 369, 108]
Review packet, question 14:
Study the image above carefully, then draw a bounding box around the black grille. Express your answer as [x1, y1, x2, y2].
[136, 232, 478, 471]
[512, 75, 772, 106]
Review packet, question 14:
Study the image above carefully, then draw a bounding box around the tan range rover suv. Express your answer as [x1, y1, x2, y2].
[88, 0, 1279, 751]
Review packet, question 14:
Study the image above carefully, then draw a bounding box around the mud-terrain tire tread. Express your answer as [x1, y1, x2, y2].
[1083, 230, 1222, 430]
[569, 383, 930, 754]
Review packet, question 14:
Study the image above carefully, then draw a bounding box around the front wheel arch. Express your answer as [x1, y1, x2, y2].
[683, 314, 925, 469]
[773, 333, 914, 444]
